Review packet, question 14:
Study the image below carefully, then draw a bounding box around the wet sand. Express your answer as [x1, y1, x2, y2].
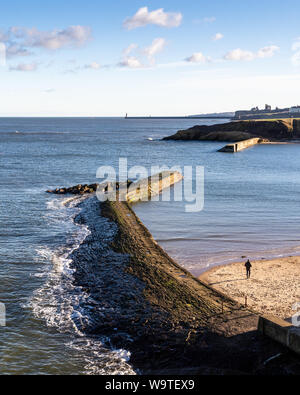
[200, 256, 300, 321]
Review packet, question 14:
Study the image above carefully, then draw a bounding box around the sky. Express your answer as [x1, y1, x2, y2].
[1, 0, 300, 116]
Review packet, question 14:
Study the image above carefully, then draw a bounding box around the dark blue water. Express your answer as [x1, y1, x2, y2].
[1, 117, 300, 374]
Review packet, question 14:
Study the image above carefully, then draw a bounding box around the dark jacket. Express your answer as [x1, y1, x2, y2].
[245, 261, 252, 270]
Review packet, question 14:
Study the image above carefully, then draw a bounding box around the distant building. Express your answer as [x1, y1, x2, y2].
[290, 106, 300, 113]
[234, 105, 289, 119]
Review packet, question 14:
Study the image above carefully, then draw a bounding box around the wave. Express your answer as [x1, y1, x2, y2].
[29, 195, 135, 375]
[147, 137, 161, 142]
[12, 131, 73, 135]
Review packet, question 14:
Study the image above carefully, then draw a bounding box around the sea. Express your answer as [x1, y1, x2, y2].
[1, 117, 300, 374]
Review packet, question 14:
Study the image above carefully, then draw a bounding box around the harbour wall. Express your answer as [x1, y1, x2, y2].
[258, 315, 300, 355]
[219, 138, 262, 153]
[126, 171, 183, 203]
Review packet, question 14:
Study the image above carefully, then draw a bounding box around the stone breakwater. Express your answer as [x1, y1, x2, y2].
[45, 172, 300, 374]
[52, 196, 300, 374]
[218, 138, 264, 153]
[46, 171, 183, 203]
[125, 171, 183, 203]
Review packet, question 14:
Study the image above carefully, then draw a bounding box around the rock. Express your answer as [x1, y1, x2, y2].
[47, 183, 101, 195]
[163, 119, 296, 142]
[47, 179, 136, 195]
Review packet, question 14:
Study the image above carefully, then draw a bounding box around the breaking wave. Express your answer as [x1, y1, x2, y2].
[29, 195, 135, 375]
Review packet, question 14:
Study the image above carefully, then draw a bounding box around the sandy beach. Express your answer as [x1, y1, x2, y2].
[200, 256, 300, 321]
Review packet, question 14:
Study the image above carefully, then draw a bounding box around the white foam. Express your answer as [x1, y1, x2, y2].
[67, 338, 135, 375]
[28, 195, 136, 375]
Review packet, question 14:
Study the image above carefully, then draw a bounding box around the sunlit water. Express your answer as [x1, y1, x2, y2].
[1, 117, 300, 374]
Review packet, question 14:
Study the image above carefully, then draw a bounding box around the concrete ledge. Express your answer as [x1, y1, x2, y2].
[219, 138, 262, 153]
[126, 171, 183, 203]
[258, 314, 300, 355]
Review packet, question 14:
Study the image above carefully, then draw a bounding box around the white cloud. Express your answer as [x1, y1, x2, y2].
[0, 30, 11, 42]
[119, 56, 143, 69]
[212, 33, 223, 41]
[123, 7, 182, 30]
[9, 26, 25, 38]
[6, 43, 32, 58]
[224, 46, 279, 61]
[291, 38, 300, 66]
[123, 43, 138, 57]
[292, 38, 300, 52]
[9, 62, 38, 71]
[24, 25, 92, 50]
[84, 61, 101, 70]
[2, 25, 92, 56]
[144, 38, 166, 59]
[292, 52, 300, 67]
[224, 48, 255, 61]
[185, 52, 209, 64]
[203, 17, 216, 23]
[119, 38, 167, 68]
[257, 45, 280, 58]
[64, 61, 101, 73]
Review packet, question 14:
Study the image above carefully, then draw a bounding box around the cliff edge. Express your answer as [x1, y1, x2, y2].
[163, 119, 299, 142]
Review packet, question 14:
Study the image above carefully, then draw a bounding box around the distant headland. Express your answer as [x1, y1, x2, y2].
[125, 104, 300, 121]
[163, 118, 300, 143]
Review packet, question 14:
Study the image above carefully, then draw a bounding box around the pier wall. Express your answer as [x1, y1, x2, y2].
[219, 138, 262, 153]
[258, 314, 300, 355]
[126, 171, 183, 203]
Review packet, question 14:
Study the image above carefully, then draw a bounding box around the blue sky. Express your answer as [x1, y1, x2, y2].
[1, 0, 300, 116]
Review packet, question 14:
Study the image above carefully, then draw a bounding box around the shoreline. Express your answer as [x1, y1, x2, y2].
[45, 176, 300, 373]
[96, 199, 300, 374]
[199, 256, 300, 322]
[44, 188, 300, 373]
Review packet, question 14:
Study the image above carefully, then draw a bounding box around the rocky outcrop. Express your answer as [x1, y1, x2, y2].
[46, 181, 133, 195]
[47, 183, 99, 195]
[163, 119, 296, 142]
[46, 171, 183, 201]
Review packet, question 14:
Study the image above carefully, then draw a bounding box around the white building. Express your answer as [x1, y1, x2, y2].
[290, 106, 300, 113]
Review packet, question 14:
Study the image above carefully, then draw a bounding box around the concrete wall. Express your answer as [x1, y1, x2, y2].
[126, 171, 183, 204]
[258, 314, 300, 355]
[236, 138, 261, 151]
[219, 138, 261, 153]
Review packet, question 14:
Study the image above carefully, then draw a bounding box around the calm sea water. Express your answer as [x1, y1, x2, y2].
[1, 117, 300, 374]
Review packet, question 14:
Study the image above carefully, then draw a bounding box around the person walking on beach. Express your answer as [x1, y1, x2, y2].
[245, 260, 252, 279]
